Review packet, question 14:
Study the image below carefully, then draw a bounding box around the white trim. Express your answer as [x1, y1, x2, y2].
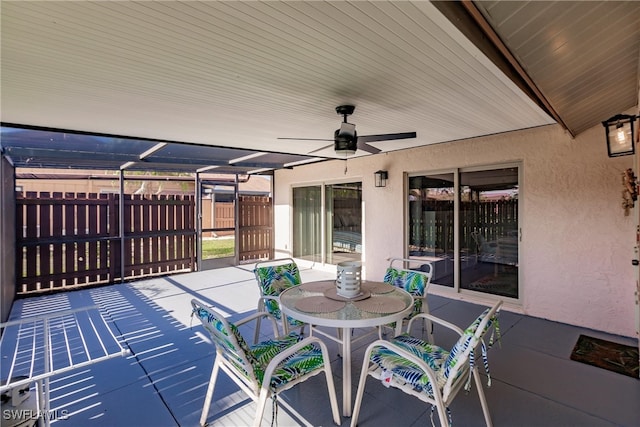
[139, 142, 168, 160]
[229, 152, 267, 164]
[196, 165, 219, 173]
[405, 162, 522, 304]
[290, 180, 363, 267]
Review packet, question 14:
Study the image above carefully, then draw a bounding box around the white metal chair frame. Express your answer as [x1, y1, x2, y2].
[352, 300, 503, 427]
[191, 299, 340, 427]
[380, 257, 434, 342]
[253, 258, 306, 344]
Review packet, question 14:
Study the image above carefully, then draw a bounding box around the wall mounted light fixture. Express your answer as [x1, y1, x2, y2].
[374, 170, 388, 187]
[602, 114, 637, 157]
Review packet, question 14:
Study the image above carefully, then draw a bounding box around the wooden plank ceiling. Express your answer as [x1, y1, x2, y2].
[473, 0, 639, 136]
[1, 1, 637, 169]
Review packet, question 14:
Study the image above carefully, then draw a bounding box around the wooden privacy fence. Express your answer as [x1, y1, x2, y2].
[238, 195, 272, 262]
[201, 200, 235, 237]
[16, 192, 195, 294]
[214, 202, 235, 235]
[409, 199, 518, 252]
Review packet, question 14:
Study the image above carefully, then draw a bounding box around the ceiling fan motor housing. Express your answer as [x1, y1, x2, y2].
[334, 129, 357, 155]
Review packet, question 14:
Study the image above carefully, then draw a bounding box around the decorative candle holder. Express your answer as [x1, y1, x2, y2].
[336, 261, 362, 298]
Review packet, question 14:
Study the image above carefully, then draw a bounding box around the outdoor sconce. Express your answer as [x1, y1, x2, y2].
[603, 114, 637, 157]
[374, 170, 388, 188]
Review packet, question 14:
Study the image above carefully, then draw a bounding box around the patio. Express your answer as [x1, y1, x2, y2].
[2, 264, 638, 427]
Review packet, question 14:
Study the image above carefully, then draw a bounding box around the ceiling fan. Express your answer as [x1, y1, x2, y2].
[278, 105, 417, 156]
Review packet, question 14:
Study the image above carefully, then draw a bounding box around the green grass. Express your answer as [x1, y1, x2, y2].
[202, 238, 235, 259]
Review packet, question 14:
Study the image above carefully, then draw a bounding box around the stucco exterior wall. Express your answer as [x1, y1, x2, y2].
[274, 121, 636, 338]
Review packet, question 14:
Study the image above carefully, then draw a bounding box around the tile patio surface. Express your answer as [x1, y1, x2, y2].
[3, 264, 639, 426]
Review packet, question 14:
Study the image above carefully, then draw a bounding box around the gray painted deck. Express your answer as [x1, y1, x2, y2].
[4, 265, 639, 426]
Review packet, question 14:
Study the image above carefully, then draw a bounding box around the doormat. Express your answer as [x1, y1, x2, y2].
[570, 335, 639, 378]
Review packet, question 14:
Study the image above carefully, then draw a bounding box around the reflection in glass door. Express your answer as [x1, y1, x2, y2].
[325, 182, 362, 265]
[408, 173, 455, 287]
[293, 186, 321, 262]
[408, 166, 519, 299]
[292, 182, 362, 265]
[460, 167, 519, 298]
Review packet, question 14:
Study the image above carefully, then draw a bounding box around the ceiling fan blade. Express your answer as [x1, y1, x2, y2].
[357, 132, 417, 143]
[277, 137, 334, 141]
[357, 140, 381, 154]
[308, 143, 334, 154]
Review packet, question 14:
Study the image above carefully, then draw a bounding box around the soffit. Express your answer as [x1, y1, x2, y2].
[1, 0, 554, 168]
[473, 1, 640, 136]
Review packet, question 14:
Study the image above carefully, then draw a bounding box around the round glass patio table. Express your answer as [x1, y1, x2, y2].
[279, 280, 413, 417]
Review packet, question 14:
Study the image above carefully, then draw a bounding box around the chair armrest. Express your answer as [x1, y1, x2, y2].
[256, 295, 280, 308]
[256, 295, 282, 310]
[262, 336, 331, 381]
[363, 339, 440, 387]
[388, 257, 433, 275]
[235, 311, 281, 337]
[406, 313, 464, 337]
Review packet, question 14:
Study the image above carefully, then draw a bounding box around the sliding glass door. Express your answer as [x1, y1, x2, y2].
[326, 182, 362, 264]
[408, 165, 519, 299]
[459, 167, 519, 298]
[408, 173, 455, 287]
[293, 186, 321, 262]
[293, 182, 362, 265]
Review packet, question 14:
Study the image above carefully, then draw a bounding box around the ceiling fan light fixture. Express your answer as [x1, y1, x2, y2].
[334, 133, 357, 156]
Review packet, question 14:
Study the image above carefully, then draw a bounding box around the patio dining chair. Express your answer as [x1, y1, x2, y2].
[470, 231, 497, 263]
[351, 300, 502, 427]
[380, 257, 433, 342]
[253, 258, 306, 344]
[190, 299, 340, 427]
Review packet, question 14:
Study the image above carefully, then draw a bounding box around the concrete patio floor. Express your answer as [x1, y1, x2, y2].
[3, 264, 639, 426]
